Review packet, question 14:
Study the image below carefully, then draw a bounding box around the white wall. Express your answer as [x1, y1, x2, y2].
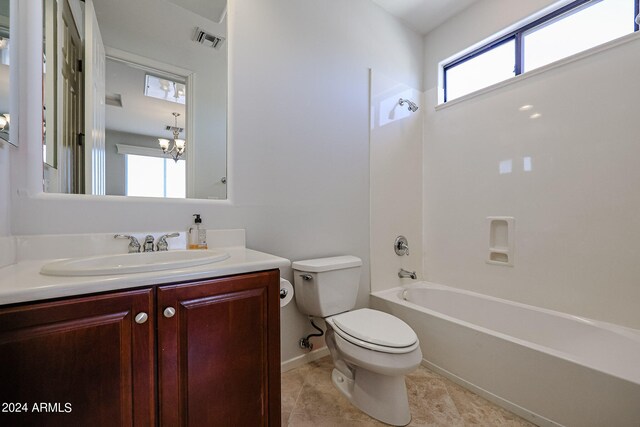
[9, 0, 423, 362]
[370, 71, 423, 293]
[0, 142, 12, 264]
[422, 1, 640, 328]
[0, 140, 10, 236]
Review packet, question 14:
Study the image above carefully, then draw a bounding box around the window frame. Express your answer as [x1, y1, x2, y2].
[443, 0, 640, 102]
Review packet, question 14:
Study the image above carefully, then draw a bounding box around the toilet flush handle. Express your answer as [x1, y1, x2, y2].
[300, 274, 313, 281]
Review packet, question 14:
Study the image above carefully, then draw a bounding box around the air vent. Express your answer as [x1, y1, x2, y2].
[105, 93, 122, 107]
[193, 27, 225, 49]
[165, 125, 184, 133]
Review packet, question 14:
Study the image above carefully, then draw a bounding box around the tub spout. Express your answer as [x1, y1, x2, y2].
[398, 268, 417, 280]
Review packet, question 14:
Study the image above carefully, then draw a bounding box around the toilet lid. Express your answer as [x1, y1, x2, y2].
[331, 308, 417, 348]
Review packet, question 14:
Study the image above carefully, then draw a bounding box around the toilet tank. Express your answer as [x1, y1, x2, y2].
[292, 256, 362, 317]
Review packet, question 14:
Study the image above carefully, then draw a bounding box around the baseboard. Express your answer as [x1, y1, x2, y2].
[281, 347, 330, 373]
[421, 359, 562, 427]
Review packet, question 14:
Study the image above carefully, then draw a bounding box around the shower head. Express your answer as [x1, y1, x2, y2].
[398, 98, 419, 112]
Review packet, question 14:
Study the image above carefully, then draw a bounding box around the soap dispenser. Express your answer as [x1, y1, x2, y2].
[188, 214, 208, 250]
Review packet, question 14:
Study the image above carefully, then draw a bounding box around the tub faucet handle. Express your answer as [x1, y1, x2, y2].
[395, 236, 410, 256]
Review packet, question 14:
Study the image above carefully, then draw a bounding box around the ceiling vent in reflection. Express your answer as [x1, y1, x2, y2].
[165, 125, 184, 133]
[193, 28, 225, 50]
[105, 93, 122, 107]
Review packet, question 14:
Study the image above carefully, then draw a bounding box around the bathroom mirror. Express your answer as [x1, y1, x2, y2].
[0, 0, 11, 146]
[43, 0, 227, 199]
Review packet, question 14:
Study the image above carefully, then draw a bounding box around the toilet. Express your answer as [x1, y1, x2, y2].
[292, 256, 422, 426]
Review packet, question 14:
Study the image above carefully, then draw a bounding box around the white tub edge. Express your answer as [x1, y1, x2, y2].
[372, 282, 640, 385]
[375, 282, 640, 341]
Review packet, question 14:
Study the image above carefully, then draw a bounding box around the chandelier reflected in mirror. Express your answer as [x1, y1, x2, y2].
[158, 112, 186, 162]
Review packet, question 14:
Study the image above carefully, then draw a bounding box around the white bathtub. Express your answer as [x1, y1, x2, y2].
[371, 282, 640, 427]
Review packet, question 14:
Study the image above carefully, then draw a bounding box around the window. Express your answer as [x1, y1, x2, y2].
[443, 0, 639, 102]
[445, 39, 516, 101]
[126, 154, 186, 198]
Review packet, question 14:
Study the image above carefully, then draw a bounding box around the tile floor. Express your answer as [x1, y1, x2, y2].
[282, 357, 535, 426]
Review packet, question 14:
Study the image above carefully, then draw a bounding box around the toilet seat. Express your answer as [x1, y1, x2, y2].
[327, 308, 419, 354]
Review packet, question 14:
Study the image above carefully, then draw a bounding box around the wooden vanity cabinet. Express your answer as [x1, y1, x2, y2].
[0, 288, 156, 427]
[158, 270, 281, 426]
[0, 269, 281, 427]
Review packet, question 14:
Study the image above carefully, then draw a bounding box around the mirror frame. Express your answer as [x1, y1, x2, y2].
[3, 0, 17, 147]
[13, 0, 233, 205]
[37, 0, 229, 200]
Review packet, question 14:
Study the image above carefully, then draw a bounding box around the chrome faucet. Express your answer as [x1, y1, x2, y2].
[114, 234, 141, 253]
[142, 235, 155, 252]
[156, 232, 180, 251]
[394, 236, 410, 256]
[398, 268, 417, 280]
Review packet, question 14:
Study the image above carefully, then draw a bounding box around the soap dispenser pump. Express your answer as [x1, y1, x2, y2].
[188, 214, 208, 250]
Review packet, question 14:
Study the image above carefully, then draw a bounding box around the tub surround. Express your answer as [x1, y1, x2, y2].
[423, 10, 640, 330]
[372, 282, 640, 427]
[0, 229, 290, 305]
[369, 71, 423, 294]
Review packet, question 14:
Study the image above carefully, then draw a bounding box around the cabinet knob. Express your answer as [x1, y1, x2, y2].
[163, 307, 176, 318]
[135, 312, 148, 324]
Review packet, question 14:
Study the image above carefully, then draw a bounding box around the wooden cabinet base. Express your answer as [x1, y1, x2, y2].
[0, 289, 155, 427]
[0, 269, 281, 427]
[159, 270, 281, 426]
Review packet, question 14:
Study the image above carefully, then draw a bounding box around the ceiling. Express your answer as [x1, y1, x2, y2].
[105, 59, 186, 139]
[370, 0, 479, 34]
[165, 0, 227, 24]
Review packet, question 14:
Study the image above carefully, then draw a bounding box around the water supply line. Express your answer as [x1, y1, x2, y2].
[299, 317, 324, 351]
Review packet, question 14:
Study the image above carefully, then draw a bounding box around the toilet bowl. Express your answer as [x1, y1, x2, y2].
[325, 308, 422, 426]
[292, 256, 422, 426]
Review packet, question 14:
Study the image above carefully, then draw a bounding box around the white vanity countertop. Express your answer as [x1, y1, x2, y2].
[0, 246, 291, 306]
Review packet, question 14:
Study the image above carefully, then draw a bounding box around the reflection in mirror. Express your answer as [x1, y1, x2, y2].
[0, 0, 11, 146]
[43, 0, 227, 199]
[43, 0, 57, 166]
[106, 58, 187, 198]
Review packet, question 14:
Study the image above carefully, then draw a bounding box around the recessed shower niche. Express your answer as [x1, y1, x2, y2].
[487, 217, 514, 266]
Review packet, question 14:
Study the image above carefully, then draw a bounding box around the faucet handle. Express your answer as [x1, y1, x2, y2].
[114, 234, 141, 253]
[156, 232, 180, 252]
[394, 235, 410, 256]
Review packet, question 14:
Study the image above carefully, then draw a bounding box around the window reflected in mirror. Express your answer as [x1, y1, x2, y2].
[125, 154, 186, 199]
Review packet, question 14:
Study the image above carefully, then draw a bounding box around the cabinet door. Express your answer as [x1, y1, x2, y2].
[0, 289, 155, 427]
[158, 270, 280, 426]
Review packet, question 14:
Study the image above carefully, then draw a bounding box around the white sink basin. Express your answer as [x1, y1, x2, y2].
[40, 250, 230, 277]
